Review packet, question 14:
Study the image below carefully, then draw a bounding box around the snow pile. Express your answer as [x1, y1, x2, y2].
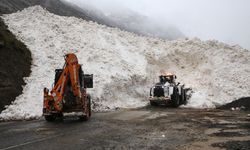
[1, 6, 250, 120]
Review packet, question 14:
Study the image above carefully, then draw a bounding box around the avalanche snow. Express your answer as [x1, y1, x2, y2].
[0, 6, 250, 120]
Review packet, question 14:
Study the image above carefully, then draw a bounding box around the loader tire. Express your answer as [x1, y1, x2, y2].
[45, 115, 56, 122]
[150, 101, 158, 106]
[183, 89, 187, 105]
[172, 88, 180, 108]
[79, 116, 87, 121]
[180, 87, 186, 105]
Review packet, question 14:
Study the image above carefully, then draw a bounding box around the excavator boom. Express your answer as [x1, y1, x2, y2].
[43, 53, 93, 121]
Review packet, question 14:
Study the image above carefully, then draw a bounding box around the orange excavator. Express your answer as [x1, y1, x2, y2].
[43, 53, 93, 121]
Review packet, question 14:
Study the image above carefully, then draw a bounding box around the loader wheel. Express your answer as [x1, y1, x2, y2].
[45, 115, 56, 122]
[79, 116, 87, 121]
[150, 101, 158, 106]
[183, 89, 187, 105]
[172, 88, 180, 108]
[180, 87, 185, 105]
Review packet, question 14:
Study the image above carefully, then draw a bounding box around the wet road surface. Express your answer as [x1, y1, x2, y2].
[0, 107, 250, 150]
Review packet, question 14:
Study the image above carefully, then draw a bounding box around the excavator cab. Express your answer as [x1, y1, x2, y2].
[55, 69, 63, 84]
[83, 74, 93, 88]
[54, 68, 93, 89]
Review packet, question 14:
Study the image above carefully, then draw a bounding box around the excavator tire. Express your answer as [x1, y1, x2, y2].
[45, 114, 56, 122]
[87, 95, 91, 117]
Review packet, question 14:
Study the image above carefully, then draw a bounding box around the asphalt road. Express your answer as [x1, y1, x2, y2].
[0, 107, 250, 150]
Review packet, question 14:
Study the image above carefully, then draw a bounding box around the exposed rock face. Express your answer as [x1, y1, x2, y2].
[0, 18, 31, 112]
[218, 97, 250, 111]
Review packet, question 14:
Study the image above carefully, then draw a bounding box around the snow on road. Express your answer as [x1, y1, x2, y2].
[1, 6, 250, 120]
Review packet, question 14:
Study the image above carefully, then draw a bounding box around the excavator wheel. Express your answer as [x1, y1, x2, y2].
[87, 95, 91, 117]
[54, 69, 63, 84]
[79, 95, 91, 121]
[45, 114, 56, 122]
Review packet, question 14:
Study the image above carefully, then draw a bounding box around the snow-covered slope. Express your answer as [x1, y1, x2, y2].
[1, 6, 250, 120]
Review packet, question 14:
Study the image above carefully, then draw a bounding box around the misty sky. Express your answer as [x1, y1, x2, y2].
[65, 0, 250, 50]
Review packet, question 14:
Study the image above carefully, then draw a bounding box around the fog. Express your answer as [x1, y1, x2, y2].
[63, 0, 250, 50]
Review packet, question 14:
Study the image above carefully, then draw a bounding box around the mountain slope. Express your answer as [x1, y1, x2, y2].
[0, 6, 249, 120]
[0, 0, 91, 20]
[61, 0, 185, 40]
[0, 18, 31, 112]
[0, 0, 95, 113]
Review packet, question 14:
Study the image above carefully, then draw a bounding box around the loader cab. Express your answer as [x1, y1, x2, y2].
[150, 82, 165, 97]
[159, 74, 176, 84]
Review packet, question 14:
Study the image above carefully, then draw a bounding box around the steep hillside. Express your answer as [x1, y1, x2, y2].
[0, 6, 249, 120]
[61, 0, 185, 40]
[0, 18, 31, 112]
[0, 0, 94, 112]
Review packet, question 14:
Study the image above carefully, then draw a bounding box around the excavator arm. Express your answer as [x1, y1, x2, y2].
[43, 53, 92, 117]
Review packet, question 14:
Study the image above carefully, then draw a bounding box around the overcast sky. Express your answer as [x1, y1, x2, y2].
[65, 0, 250, 50]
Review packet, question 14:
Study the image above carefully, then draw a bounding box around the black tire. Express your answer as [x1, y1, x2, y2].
[79, 66, 83, 88]
[150, 101, 158, 106]
[79, 116, 88, 121]
[180, 87, 185, 105]
[183, 89, 187, 105]
[87, 95, 91, 117]
[45, 115, 56, 122]
[172, 88, 180, 108]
